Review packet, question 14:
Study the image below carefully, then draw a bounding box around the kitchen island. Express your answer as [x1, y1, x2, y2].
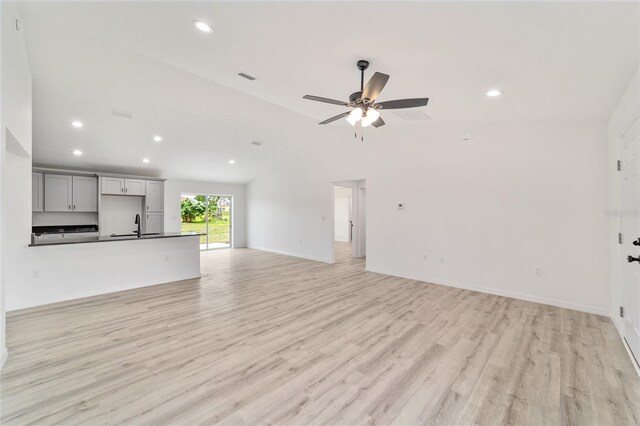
[10, 233, 204, 310]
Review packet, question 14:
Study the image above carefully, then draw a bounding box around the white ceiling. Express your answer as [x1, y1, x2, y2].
[19, 1, 640, 183]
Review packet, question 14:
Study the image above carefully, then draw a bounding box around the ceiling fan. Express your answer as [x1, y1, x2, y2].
[303, 60, 429, 129]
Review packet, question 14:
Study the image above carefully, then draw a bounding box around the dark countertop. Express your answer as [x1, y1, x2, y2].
[29, 232, 204, 247]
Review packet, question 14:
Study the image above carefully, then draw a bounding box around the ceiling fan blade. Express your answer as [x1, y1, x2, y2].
[372, 116, 385, 128]
[376, 98, 429, 110]
[362, 72, 390, 102]
[303, 95, 348, 106]
[319, 111, 350, 125]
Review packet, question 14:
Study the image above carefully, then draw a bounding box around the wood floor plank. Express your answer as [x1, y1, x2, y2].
[1, 242, 639, 425]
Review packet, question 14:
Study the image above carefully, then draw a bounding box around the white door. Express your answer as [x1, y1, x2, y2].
[619, 112, 640, 362]
[145, 181, 164, 212]
[44, 174, 73, 212]
[72, 176, 98, 212]
[124, 179, 146, 196]
[145, 212, 163, 234]
[101, 177, 124, 195]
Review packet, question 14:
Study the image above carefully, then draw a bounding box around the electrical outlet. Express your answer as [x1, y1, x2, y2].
[423, 254, 428, 262]
[440, 257, 446, 264]
[32, 270, 40, 279]
[321, 216, 326, 221]
[299, 239, 303, 245]
[535, 267, 542, 276]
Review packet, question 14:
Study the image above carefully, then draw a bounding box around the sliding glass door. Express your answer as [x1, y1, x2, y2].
[180, 193, 232, 250]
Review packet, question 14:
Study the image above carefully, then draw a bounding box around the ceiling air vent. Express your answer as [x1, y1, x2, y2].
[112, 109, 134, 119]
[250, 141, 263, 146]
[238, 72, 257, 81]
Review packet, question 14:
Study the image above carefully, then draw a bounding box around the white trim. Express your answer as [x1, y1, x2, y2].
[248, 246, 332, 264]
[610, 309, 640, 377]
[1, 347, 8, 369]
[6, 274, 201, 312]
[364, 265, 609, 317]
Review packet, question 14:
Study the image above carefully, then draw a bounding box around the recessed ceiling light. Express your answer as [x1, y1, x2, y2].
[73, 150, 82, 156]
[193, 21, 213, 33]
[486, 89, 502, 97]
[71, 121, 83, 128]
[153, 135, 162, 142]
[142, 158, 150, 163]
[228, 160, 236, 164]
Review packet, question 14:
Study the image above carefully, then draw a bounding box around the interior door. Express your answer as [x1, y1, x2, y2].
[620, 112, 640, 362]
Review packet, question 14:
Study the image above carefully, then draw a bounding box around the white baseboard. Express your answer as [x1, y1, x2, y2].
[7, 274, 201, 312]
[247, 246, 332, 264]
[365, 265, 609, 317]
[610, 310, 640, 377]
[1, 347, 7, 369]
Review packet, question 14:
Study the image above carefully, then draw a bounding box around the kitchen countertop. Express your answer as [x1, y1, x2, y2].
[30, 232, 204, 247]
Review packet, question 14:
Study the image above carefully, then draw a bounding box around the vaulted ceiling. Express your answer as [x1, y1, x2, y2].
[18, 1, 640, 183]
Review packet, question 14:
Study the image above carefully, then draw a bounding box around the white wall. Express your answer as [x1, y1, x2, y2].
[100, 195, 143, 236]
[1, 1, 32, 368]
[248, 121, 610, 315]
[609, 68, 640, 330]
[164, 179, 246, 247]
[334, 187, 351, 242]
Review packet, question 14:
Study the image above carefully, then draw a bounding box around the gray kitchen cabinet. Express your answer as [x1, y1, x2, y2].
[124, 179, 146, 196]
[101, 177, 124, 195]
[32, 172, 44, 212]
[44, 174, 73, 212]
[145, 181, 164, 212]
[72, 176, 98, 212]
[145, 212, 163, 234]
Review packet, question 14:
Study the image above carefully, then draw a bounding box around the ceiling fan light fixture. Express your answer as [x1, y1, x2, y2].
[361, 108, 380, 127]
[346, 107, 363, 126]
[367, 108, 380, 121]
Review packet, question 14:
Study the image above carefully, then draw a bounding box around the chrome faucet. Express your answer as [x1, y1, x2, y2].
[133, 214, 141, 238]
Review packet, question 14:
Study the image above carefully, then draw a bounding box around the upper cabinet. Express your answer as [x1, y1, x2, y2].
[44, 174, 73, 212]
[101, 177, 124, 195]
[32, 172, 44, 212]
[100, 177, 146, 196]
[44, 174, 98, 212]
[124, 179, 145, 196]
[145, 181, 164, 212]
[72, 176, 98, 212]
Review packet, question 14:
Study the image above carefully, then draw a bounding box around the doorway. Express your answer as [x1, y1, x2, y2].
[333, 180, 366, 264]
[180, 193, 232, 250]
[619, 110, 640, 365]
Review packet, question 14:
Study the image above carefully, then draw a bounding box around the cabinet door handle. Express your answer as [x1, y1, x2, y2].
[68, 205, 71, 210]
[73, 205, 76, 210]
[125, 188, 128, 193]
[121, 187, 124, 193]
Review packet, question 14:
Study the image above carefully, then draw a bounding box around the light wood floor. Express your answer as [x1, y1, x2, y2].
[2, 243, 639, 425]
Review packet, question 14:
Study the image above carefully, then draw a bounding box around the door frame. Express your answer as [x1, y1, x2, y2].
[181, 193, 233, 251]
[332, 179, 366, 263]
[618, 106, 640, 370]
